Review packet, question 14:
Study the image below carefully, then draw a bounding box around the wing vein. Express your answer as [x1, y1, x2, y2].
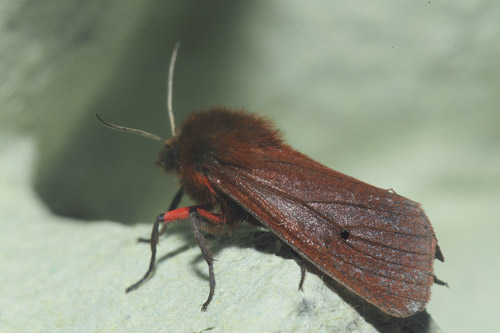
[214, 169, 433, 285]
[232, 169, 433, 258]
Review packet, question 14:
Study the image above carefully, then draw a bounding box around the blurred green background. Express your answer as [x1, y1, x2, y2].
[1, 1, 499, 332]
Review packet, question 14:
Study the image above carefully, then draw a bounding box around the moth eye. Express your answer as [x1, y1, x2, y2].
[339, 229, 350, 240]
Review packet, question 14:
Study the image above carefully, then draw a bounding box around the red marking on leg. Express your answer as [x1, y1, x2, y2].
[200, 177, 216, 195]
[162, 206, 223, 225]
[194, 173, 216, 195]
[197, 209, 223, 224]
[163, 207, 190, 223]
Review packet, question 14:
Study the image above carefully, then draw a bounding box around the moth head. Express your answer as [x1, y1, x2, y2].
[156, 139, 179, 172]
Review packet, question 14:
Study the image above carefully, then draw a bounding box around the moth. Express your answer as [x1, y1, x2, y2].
[97, 45, 444, 317]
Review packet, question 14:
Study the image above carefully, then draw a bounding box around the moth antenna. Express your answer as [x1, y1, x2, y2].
[96, 113, 167, 144]
[166, 42, 180, 136]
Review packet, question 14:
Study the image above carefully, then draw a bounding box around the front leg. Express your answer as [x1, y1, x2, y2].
[137, 186, 184, 243]
[126, 214, 163, 293]
[125, 205, 223, 312]
[189, 207, 216, 311]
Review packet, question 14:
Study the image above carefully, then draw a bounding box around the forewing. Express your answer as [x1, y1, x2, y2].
[206, 151, 438, 317]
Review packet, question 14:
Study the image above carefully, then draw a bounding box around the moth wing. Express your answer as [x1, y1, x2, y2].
[206, 151, 438, 317]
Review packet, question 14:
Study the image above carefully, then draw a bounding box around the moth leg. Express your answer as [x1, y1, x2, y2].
[125, 214, 163, 293]
[189, 207, 218, 311]
[137, 186, 184, 243]
[289, 252, 306, 291]
[297, 258, 306, 291]
[127, 199, 211, 294]
[126, 203, 222, 310]
[277, 241, 307, 291]
[434, 275, 448, 287]
[435, 243, 445, 262]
